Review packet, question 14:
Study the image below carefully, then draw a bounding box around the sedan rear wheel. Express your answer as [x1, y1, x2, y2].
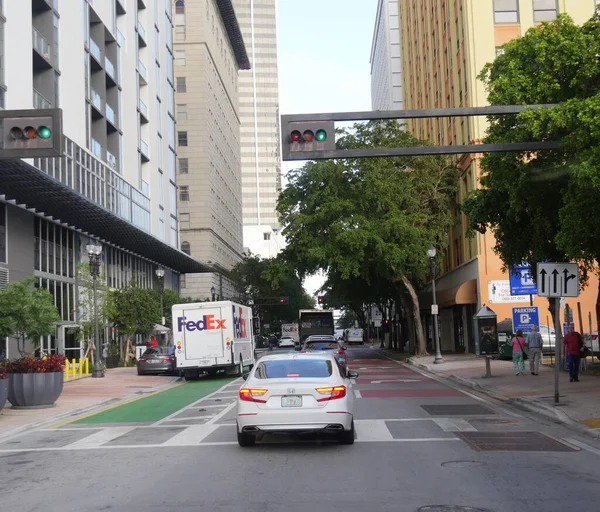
[237, 429, 256, 447]
[338, 420, 355, 445]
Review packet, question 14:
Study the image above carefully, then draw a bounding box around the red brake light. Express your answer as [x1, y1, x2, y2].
[334, 350, 344, 355]
[299, 350, 307, 353]
[239, 388, 268, 403]
[161, 357, 173, 361]
[139, 358, 146, 362]
[315, 385, 346, 402]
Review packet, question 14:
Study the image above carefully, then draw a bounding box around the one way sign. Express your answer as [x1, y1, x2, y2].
[536, 262, 579, 298]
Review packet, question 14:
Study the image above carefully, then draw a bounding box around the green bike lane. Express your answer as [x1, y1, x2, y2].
[68, 377, 239, 425]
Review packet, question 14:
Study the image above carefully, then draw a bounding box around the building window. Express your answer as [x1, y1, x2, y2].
[178, 157, 189, 173]
[175, 0, 185, 15]
[176, 104, 187, 120]
[179, 186, 189, 201]
[533, 0, 557, 22]
[177, 131, 188, 146]
[176, 77, 186, 93]
[263, 232, 271, 241]
[174, 50, 186, 66]
[494, 0, 518, 23]
[181, 241, 191, 255]
[0, 204, 6, 263]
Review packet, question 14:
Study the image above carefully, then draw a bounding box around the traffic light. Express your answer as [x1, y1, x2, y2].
[0, 109, 63, 158]
[278, 296, 289, 305]
[317, 296, 324, 304]
[281, 118, 336, 160]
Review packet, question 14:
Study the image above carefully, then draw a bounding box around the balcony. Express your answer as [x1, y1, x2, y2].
[32, 27, 52, 67]
[105, 56, 118, 85]
[137, 21, 147, 47]
[116, 0, 126, 15]
[138, 99, 149, 123]
[90, 88, 103, 116]
[106, 150, 118, 171]
[89, 39, 103, 70]
[105, 103, 117, 128]
[139, 139, 149, 162]
[91, 138, 103, 159]
[137, 60, 148, 85]
[33, 88, 52, 109]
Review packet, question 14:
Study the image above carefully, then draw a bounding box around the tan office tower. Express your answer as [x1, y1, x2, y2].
[397, 0, 600, 354]
[173, 0, 250, 300]
[233, 0, 284, 259]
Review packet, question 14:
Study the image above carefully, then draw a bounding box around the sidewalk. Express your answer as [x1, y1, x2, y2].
[400, 352, 600, 439]
[0, 368, 180, 440]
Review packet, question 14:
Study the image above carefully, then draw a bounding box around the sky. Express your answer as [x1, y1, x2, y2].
[276, 0, 377, 296]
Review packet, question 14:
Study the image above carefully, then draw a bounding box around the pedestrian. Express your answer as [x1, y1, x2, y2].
[511, 329, 527, 375]
[563, 324, 584, 382]
[527, 325, 543, 375]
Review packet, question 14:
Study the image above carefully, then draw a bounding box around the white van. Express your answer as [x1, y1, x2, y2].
[172, 301, 256, 381]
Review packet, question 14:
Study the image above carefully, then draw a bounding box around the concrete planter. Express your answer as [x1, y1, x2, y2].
[0, 378, 8, 411]
[8, 372, 64, 409]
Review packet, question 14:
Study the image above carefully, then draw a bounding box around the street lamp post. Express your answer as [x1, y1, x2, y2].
[155, 268, 165, 325]
[86, 243, 104, 378]
[211, 286, 216, 302]
[427, 245, 444, 365]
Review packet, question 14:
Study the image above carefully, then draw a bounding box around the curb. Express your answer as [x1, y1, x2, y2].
[0, 377, 181, 443]
[406, 357, 600, 441]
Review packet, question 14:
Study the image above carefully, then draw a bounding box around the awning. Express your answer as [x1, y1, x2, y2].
[419, 279, 478, 309]
[0, 158, 215, 274]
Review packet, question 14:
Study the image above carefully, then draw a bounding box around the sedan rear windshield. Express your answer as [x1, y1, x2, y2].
[304, 342, 338, 351]
[254, 359, 333, 379]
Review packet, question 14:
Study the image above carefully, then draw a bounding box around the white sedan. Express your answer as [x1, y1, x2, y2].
[236, 353, 358, 446]
[278, 337, 296, 349]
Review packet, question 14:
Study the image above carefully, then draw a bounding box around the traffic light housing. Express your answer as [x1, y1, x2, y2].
[279, 296, 289, 305]
[317, 296, 324, 304]
[0, 109, 63, 158]
[281, 117, 335, 160]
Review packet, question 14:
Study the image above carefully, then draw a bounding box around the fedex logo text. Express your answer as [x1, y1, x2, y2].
[177, 315, 226, 332]
[233, 306, 247, 339]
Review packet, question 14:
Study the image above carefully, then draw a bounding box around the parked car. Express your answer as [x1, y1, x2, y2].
[278, 336, 296, 349]
[236, 352, 358, 446]
[301, 335, 348, 373]
[137, 347, 176, 375]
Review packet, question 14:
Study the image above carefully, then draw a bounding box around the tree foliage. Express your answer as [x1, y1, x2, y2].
[0, 277, 61, 356]
[277, 121, 458, 354]
[462, 12, 600, 320]
[230, 254, 315, 330]
[73, 263, 110, 345]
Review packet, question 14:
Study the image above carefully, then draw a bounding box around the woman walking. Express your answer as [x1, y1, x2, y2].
[511, 329, 527, 376]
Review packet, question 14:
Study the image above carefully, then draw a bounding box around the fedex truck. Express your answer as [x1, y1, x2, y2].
[281, 323, 299, 342]
[172, 301, 255, 381]
[345, 327, 365, 345]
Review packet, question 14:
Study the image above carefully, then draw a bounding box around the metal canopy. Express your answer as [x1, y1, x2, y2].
[216, 0, 251, 70]
[0, 159, 215, 274]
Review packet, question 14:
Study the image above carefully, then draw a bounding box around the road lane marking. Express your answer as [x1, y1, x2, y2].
[206, 401, 237, 425]
[162, 425, 220, 446]
[369, 379, 422, 384]
[354, 389, 362, 398]
[355, 420, 394, 441]
[66, 427, 136, 449]
[563, 438, 600, 456]
[433, 418, 477, 432]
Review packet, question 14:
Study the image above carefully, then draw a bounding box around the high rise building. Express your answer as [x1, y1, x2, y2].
[370, 0, 403, 111]
[173, 0, 250, 300]
[397, 0, 599, 353]
[232, 0, 283, 259]
[0, 0, 211, 358]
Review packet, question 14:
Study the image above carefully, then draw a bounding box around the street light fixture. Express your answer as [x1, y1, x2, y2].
[155, 268, 165, 326]
[86, 243, 104, 378]
[427, 245, 443, 364]
[211, 286, 216, 301]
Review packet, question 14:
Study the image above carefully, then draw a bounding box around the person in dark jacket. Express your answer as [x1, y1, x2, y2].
[563, 325, 584, 382]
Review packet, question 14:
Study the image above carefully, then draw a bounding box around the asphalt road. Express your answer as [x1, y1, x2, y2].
[2, 346, 600, 512]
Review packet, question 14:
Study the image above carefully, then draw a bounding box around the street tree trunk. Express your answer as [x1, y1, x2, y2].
[400, 275, 428, 356]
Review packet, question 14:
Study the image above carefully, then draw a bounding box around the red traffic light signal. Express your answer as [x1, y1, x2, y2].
[279, 296, 289, 305]
[317, 296, 324, 304]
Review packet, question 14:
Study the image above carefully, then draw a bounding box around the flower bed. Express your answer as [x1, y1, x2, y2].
[7, 355, 66, 409]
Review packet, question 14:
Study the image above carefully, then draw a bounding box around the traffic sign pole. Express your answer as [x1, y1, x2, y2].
[554, 298, 561, 404]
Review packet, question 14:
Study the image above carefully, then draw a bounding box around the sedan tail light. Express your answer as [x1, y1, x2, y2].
[239, 388, 268, 403]
[161, 356, 174, 361]
[138, 357, 147, 362]
[334, 350, 345, 355]
[315, 385, 346, 402]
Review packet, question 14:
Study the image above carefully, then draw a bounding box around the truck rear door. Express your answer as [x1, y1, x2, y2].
[181, 306, 226, 362]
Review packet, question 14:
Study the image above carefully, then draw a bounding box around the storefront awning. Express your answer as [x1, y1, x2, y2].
[0, 158, 214, 274]
[419, 279, 477, 309]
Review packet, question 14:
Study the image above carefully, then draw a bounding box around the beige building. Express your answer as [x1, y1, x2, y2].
[233, 0, 283, 258]
[398, 0, 600, 353]
[173, 0, 250, 300]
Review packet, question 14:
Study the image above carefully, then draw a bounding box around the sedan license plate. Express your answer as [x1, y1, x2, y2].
[282, 395, 302, 407]
[148, 360, 159, 364]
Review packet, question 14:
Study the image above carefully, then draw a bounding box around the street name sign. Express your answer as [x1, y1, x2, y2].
[536, 262, 579, 298]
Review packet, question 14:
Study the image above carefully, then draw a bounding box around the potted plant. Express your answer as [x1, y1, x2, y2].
[105, 342, 120, 369]
[0, 363, 8, 412]
[6, 355, 65, 408]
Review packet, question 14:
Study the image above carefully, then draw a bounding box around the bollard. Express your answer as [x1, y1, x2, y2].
[482, 356, 492, 378]
[79, 358, 83, 378]
[64, 359, 69, 381]
[71, 359, 77, 380]
[85, 358, 89, 375]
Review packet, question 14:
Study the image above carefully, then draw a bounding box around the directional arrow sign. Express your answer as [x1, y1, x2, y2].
[537, 262, 579, 298]
[370, 379, 422, 384]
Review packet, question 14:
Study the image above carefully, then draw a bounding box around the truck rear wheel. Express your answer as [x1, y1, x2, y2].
[184, 370, 200, 381]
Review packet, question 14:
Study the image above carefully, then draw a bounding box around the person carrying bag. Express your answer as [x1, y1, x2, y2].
[511, 329, 528, 376]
